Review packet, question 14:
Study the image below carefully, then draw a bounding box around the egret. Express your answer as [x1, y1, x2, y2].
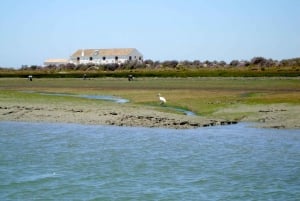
[158, 93, 166, 104]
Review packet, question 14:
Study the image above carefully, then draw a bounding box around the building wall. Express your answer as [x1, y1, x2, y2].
[43, 59, 69, 66]
[69, 49, 143, 65]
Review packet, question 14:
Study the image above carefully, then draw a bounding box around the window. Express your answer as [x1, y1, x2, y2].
[77, 57, 80, 61]
[102, 56, 106, 60]
[139, 56, 142, 60]
[129, 56, 132, 61]
[89, 57, 93, 61]
[115, 56, 118, 61]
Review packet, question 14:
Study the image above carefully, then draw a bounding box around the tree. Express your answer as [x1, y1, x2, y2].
[144, 59, 154, 65]
[65, 63, 76, 70]
[162, 60, 178, 68]
[250, 57, 267, 66]
[218, 61, 227, 66]
[193, 60, 201, 66]
[229, 60, 239, 66]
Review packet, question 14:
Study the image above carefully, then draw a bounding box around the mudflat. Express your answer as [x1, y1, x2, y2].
[0, 77, 299, 129]
[0, 102, 238, 129]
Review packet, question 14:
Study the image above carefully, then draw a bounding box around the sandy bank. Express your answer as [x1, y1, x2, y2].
[1, 102, 299, 129]
[0, 102, 239, 129]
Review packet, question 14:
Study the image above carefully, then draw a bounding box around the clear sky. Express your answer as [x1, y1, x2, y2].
[1, 0, 299, 68]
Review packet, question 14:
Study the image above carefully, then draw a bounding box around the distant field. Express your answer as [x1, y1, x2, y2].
[1, 77, 299, 119]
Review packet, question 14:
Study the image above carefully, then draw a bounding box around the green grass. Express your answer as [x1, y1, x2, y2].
[0, 77, 299, 119]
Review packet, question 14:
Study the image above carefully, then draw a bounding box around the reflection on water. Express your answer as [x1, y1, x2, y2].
[78, 94, 129, 103]
[1, 121, 299, 200]
[22, 91, 196, 115]
[166, 106, 196, 116]
[23, 91, 129, 103]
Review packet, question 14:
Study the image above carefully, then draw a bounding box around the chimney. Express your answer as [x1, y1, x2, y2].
[81, 49, 84, 57]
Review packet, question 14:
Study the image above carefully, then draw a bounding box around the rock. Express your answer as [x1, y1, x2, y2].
[271, 125, 285, 129]
[179, 121, 189, 125]
[72, 109, 83, 112]
[3, 111, 15, 115]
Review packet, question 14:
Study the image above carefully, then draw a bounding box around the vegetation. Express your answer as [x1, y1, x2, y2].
[1, 77, 299, 120]
[1, 57, 300, 78]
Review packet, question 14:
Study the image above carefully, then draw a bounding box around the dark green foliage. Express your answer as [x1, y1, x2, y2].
[1, 56, 300, 78]
[162, 60, 179, 68]
[0, 68, 299, 78]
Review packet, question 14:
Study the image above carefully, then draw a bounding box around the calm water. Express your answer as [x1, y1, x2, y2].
[24, 91, 195, 115]
[24, 91, 130, 104]
[0, 122, 299, 200]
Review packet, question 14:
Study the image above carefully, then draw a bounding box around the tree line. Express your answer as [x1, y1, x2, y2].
[1, 57, 300, 71]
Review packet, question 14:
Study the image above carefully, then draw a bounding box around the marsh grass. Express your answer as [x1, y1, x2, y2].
[0, 77, 299, 120]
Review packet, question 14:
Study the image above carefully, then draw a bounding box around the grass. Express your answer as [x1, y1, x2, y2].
[0, 77, 299, 120]
[1, 66, 299, 78]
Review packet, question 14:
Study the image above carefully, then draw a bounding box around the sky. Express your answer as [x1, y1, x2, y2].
[0, 0, 300, 68]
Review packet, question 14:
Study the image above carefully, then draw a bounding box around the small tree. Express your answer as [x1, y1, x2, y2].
[250, 57, 267, 66]
[218, 61, 227, 67]
[29, 65, 38, 70]
[229, 60, 239, 66]
[144, 59, 154, 66]
[193, 60, 201, 66]
[65, 63, 76, 70]
[162, 60, 178, 68]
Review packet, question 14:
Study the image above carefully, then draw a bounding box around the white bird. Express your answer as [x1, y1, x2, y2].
[158, 93, 166, 104]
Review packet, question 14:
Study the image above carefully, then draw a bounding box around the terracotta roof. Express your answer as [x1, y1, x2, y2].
[71, 48, 139, 57]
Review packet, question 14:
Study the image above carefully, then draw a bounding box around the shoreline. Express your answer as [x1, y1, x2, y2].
[0, 102, 236, 129]
[1, 102, 299, 129]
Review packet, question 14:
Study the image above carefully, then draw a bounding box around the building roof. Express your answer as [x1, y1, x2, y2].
[70, 48, 140, 57]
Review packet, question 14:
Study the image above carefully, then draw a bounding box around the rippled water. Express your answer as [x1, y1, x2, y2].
[0, 122, 299, 200]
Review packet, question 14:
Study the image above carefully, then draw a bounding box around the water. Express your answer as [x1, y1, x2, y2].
[23, 91, 196, 115]
[0, 122, 299, 200]
[169, 107, 196, 116]
[78, 94, 129, 103]
[23, 91, 130, 103]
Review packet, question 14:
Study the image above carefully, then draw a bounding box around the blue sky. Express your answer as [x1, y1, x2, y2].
[1, 0, 299, 68]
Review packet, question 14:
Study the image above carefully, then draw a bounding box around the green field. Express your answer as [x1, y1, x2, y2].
[1, 77, 299, 121]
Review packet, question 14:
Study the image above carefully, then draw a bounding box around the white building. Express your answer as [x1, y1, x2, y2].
[69, 48, 143, 65]
[44, 58, 69, 66]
